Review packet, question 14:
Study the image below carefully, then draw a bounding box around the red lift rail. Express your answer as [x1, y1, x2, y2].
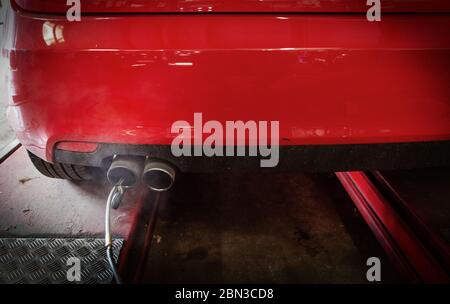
[116, 171, 450, 284]
[117, 188, 162, 283]
[371, 171, 450, 273]
[336, 171, 450, 283]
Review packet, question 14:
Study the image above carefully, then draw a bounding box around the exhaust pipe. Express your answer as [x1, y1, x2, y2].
[143, 159, 176, 192]
[107, 155, 145, 188]
[105, 155, 145, 283]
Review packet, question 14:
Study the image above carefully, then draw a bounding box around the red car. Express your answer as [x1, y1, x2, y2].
[1, 1, 450, 186]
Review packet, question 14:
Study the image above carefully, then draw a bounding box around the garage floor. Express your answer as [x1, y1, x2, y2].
[0, 2, 17, 157]
[0, 147, 137, 238]
[0, 147, 402, 283]
[143, 172, 400, 283]
[381, 168, 450, 243]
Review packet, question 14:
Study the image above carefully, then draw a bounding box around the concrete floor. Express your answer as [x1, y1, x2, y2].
[0, 1, 17, 155]
[143, 172, 400, 283]
[0, 1, 4, 23]
[382, 168, 450, 243]
[0, 147, 136, 238]
[0, 148, 402, 283]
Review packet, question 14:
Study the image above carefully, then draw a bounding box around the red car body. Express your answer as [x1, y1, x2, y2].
[1, 0, 450, 171]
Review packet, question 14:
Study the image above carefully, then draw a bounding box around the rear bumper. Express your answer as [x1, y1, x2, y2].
[2, 8, 450, 169]
[54, 141, 450, 172]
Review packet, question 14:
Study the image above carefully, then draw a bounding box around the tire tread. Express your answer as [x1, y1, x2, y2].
[27, 151, 94, 181]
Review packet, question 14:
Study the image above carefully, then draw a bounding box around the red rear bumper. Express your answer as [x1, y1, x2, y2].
[2, 7, 450, 167]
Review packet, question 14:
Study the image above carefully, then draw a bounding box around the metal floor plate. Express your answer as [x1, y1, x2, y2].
[0, 238, 123, 284]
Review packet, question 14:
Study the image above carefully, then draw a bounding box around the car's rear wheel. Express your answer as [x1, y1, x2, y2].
[27, 151, 96, 181]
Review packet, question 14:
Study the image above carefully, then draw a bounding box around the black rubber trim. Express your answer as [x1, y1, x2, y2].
[54, 141, 450, 172]
[0, 141, 21, 164]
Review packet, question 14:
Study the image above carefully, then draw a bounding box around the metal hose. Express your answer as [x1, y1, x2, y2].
[105, 179, 125, 284]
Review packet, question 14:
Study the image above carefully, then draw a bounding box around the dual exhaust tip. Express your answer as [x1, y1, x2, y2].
[107, 156, 175, 192]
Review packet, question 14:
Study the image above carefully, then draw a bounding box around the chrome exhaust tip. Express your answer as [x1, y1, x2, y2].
[143, 160, 176, 192]
[107, 155, 145, 188]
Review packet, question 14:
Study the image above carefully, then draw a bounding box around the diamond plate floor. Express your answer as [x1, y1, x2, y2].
[0, 238, 123, 284]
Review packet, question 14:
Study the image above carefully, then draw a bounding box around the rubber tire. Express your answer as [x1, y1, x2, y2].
[27, 151, 95, 181]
